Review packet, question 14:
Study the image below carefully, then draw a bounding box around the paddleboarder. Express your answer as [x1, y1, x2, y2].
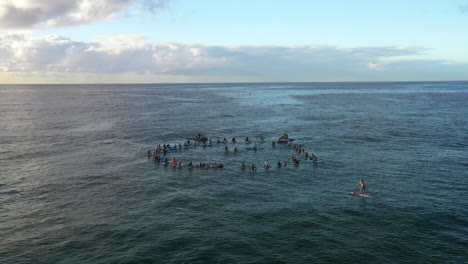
[357, 179, 367, 194]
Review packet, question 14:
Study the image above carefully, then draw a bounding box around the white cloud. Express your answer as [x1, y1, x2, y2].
[0, 0, 168, 29]
[0, 33, 466, 82]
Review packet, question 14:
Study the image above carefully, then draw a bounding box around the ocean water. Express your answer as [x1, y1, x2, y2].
[0, 82, 466, 263]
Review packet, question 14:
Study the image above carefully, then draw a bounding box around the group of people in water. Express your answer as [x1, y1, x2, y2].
[147, 133, 368, 194]
[289, 143, 319, 164]
[147, 153, 225, 169]
[147, 133, 322, 171]
[237, 141, 320, 171]
[239, 160, 278, 172]
[193, 133, 273, 147]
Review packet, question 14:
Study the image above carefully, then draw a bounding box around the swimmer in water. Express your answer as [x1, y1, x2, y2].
[311, 153, 318, 161]
[240, 162, 246, 169]
[250, 163, 256, 172]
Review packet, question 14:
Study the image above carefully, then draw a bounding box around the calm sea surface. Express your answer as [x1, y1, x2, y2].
[0, 82, 467, 263]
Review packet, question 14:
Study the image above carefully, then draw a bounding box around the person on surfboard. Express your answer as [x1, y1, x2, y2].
[357, 179, 367, 194]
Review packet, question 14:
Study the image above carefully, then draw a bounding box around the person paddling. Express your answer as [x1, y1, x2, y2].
[357, 179, 367, 194]
[250, 163, 256, 172]
[240, 162, 246, 169]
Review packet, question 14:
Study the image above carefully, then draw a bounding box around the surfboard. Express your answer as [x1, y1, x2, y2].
[306, 160, 325, 163]
[351, 192, 372, 198]
[245, 147, 264, 150]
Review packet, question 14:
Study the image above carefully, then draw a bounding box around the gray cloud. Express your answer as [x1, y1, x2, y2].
[0, 0, 168, 29]
[0, 34, 466, 81]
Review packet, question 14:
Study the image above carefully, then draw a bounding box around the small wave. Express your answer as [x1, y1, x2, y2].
[439, 142, 468, 148]
[346, 135, 386, 143]
[0, 190, 19, 195]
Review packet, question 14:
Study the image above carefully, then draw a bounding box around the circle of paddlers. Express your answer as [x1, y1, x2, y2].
[146, 133, 322, 171]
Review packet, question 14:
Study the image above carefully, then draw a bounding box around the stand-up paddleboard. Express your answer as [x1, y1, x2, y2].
[245, 147, 264, 150]
[351, 192, 372, 198]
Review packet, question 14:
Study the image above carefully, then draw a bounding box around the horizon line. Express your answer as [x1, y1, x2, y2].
[1, 80, 467, 85]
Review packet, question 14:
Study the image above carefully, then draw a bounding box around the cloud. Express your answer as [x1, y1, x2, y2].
[0, 0, 168, 29]
[0, 33, 466, 82]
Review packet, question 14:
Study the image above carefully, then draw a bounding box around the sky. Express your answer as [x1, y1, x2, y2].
[0, 0, 467, 83]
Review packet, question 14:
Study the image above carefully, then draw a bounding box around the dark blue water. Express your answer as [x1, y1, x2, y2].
[0, 82, 467, 263]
